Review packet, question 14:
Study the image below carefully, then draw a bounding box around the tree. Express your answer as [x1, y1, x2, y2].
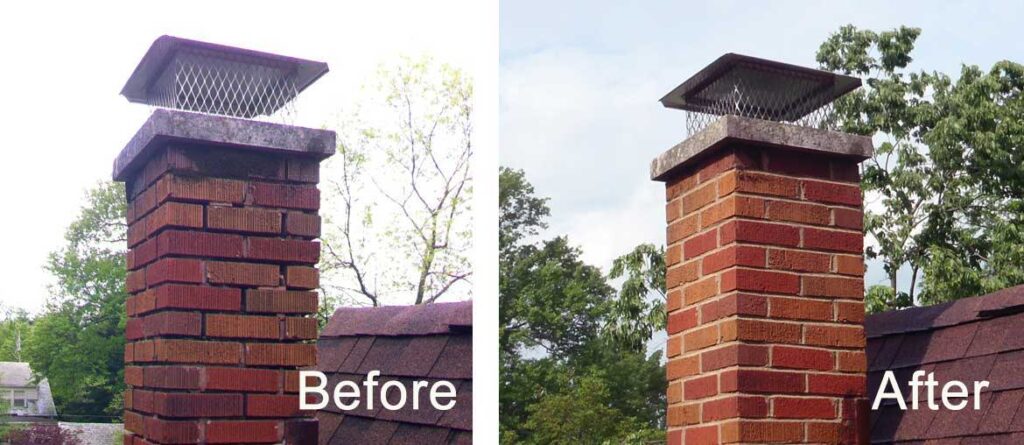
[25, 182, 126, 420]
[817, 25, 1024, 310]
[321, 57, 473, 308]
[499, 168, 664, 444]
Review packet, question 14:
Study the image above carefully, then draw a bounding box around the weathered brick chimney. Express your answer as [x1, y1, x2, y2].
[115, 36, 334, 444]
[654, 54, 874, 444]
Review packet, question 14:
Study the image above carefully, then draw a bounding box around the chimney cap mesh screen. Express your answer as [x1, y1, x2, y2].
[121, 36, 329, 123]
[661, 53, 861, 135]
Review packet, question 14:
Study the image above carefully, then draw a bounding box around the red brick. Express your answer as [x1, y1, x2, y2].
[837, 351, 868, 372]
[152, 284, 241, 313]
[733, 319, 801, 344]
[285, 212, 321, 237]
[701, 293, 768, 321]
[835, 255, 864, 276]
[247, 237, 320, 263]
[803, 180, 861, 206]
[667, 308, 698, 334]
[773, 397, 836, 419]
[287, 159, 320, 183]
[144, 366, 201, 390]
[133, 238, 159, 268]
[683, 230, 718, 259]
[773, 345, 833, 371]
[666, 261, 699, 288]
[684, 425, 718, 445]
[667, 215, 699, 244]
[153, 339, 242, 365]
[207, 206, 282, 234]
[206, 314, 281, 339]
[803, 227, 863, 253]
[152, 392, 243, 417]
[133, 341, 155, 363]
[666, 199, 681, 223]
[683, 374, 718, 400]
[127, 270, 147, 293]
[250, 182, 319, 210]
[701, 343, 769, 371]
[246, 343, 316, 366]
[831, 160, 861, 182]
[682, 182, 717, 213]
[142, 417, 201, 444]
[141, 312, 202, 338]
[803, 276, 863, 299]
[125, 366, 143, 386]
[766, 199, 830, 225]
[683, 277, 719, 305]
[702, 245, 765, 274]
[157, 230, 244, 259]
[146, 202, 204, 236]
[666, 173, 697, 200]
[666, 336, 682, 357]
[721, 369, 806, 394]
[833, 207, 864, 230]
[133, 187, 158, 218]
[207, 261, 280, 286]
[805, 325, 866, 348]
[286, 317, 317, 341]
[683, 324, 721, 351]
[667, 356, 700, 380]
[808, 373, 867, 396]
[128, 222, 147, 248]
[720, 268, 799, 294]
[769, 296, 833, 321]
[767, 249, 830, 273]
[720, 220, 800, 247]
[700, 195, 765, 228]
[285, 266, 319, 290]
[204, 367, 280, 393]
[246, 290, 318, 314]
[727, 171, 800, 198]
[702, 396, 768, 421]
[667, 403, 699, 427]
[666, 289, 683, 312]
[157, 175, 245, 204]
[247, 394, 309, 418]
[836, 301, 866, 324]
[697, 149, 757, 183]
[206, 421, 282, 444]
[124, 411, 144, 435]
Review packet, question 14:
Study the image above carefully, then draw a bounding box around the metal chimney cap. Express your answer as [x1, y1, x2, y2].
[660, 53, 860, 122]
[121, 35, 329, 119]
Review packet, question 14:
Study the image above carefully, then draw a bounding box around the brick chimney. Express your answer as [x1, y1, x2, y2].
[115, 36, 334, 444]
[654, 54, 874, 444]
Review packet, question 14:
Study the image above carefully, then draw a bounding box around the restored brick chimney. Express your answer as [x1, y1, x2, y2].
[654, 54, 874, 444]
[115, 36, 334, 444]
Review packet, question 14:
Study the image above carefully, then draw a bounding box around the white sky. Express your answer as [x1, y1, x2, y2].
[500, 0, 1024, 296]
[0, 1, 492, 313]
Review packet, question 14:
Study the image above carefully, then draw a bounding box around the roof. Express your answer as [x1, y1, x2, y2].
[315, 301, 472, 445]
[0, 362, 34, 387]
[0, 362, 57, 417]
[865, 285, 1024, 443]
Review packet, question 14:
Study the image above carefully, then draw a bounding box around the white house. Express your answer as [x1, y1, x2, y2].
[0, 362, 56, 418]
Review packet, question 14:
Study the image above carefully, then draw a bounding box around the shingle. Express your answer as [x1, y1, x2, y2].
[315, 412, 345, 445]
[965, 314, 1016, 357]
[387, 424, 452, 445]
[448, 431, 473, 445]
[890, 333, 934, 369]
[429, 335, 472, 380]
[919, 322, 978, 364]
[437, 381, 472, 431]
[989, 350, 1024, 391]
[317, 337, 358, 373]
[922, 390, 991, 439]
[337, 337, 375, 373]
[390, 336, 450, 377]
[976, 389, 1024, 435]
[357, 337, 412, 375]
[375, 377, 448, 426]
[930, 354, 996, 391]
[328, 416, 398, 445]
[868, 335, 905, 371]
[892, 405, 939, 441]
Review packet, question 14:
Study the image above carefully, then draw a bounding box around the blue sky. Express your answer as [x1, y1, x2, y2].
[499, 0, 1024, 296]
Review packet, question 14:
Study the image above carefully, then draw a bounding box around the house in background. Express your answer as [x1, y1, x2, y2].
[0, 362, 56, 419]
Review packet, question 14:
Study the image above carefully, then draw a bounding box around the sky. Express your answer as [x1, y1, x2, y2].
[0, 0, 492, 313]
[499, 0, 1024, 295]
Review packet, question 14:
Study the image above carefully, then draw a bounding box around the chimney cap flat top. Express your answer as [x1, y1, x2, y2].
[660, 53, 861, 121]
[120, 35, 329, 116]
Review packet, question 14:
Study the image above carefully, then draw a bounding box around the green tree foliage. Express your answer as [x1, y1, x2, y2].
[499, 167, 665, 444]
[817, 25, 1024, 310]
[25, 182, 127, 421]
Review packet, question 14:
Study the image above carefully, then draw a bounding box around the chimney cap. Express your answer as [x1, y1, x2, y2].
[121, 35, 329, 119]
[661, 53, 860, 126]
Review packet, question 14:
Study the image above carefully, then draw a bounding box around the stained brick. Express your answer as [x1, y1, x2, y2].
[285, 212, 321, 237]
[728, 171, 800, 198]
[766, 199, 830, 225]
[772, 346, 833, 371]
[206, 420, 282, 444]
[206, 314, 281, 340]
[153, 339, 242, 365]
[247, 394, 309, 418]
[132, 238, 158, 268]
[721, 369, 806, 394]
[152, 392, 243, 418]
[807, 374, 867, 396]
[246, 290, 318, 314]
[204, 367, 280, 393]
[141, 312, 202, 338]
[144, 366, 201, 390]
[250, 182, 319, 210]
[245, 343, 317, 367]
[207, 261, 280, 286]
[284, 317, 318, 340]
[157, 175, 245, 205]
[285, 266, 319, 290]
[152, 284, 241, 313]
[247, 237, 320, 263]
[765, 151, 831, 179]
[207, 206, 282, 234]
[157, 230, 244, 259]
[146, 202, 204, 237]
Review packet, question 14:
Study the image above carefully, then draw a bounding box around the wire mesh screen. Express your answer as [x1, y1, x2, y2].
[148, 49, 300, 123]
[681, 63, 841, 136]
